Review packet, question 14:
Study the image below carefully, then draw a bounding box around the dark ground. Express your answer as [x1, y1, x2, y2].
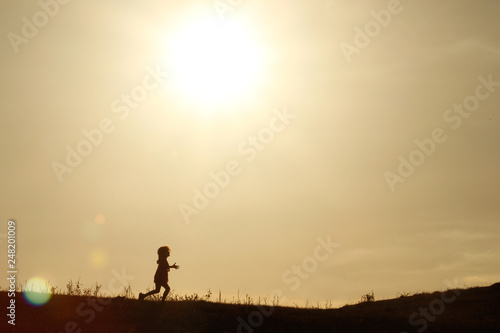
[1, 283, 499, 332]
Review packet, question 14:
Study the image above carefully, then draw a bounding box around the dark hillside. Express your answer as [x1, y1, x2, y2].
[2, 283, 499, 332]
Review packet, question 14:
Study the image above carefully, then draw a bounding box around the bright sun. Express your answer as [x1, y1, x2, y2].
[165, 14, 265, 111]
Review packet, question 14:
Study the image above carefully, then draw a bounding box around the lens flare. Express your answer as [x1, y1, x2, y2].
[95, 214, 106, 225]
[23, 277, 52, 307]
[89, 248, 108, 268]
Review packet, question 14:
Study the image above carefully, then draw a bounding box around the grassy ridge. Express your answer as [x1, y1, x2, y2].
[2, 283, 499, 332]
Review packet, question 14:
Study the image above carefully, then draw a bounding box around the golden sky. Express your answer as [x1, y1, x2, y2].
[1, 0, 499, 306]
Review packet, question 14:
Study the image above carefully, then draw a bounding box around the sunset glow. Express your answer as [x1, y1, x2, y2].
[165, 15, 265, 110]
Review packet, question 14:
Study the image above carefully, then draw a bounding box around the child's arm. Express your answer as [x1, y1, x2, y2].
[169, 262, 179, 269]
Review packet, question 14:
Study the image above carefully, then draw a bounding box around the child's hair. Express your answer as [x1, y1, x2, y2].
[157, 246, 170, 258]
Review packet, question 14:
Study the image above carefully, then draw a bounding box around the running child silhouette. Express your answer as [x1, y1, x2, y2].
[139, 246, 179, 302]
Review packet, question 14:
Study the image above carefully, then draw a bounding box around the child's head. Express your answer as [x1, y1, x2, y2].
[157, 246, 170, 258]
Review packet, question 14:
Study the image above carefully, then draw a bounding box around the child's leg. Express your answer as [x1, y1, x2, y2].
[142, 283, 161, 298]
[161, 283, 170, 302]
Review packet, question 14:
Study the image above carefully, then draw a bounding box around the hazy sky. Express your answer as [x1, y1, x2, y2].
[1, 0, 499, 307]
